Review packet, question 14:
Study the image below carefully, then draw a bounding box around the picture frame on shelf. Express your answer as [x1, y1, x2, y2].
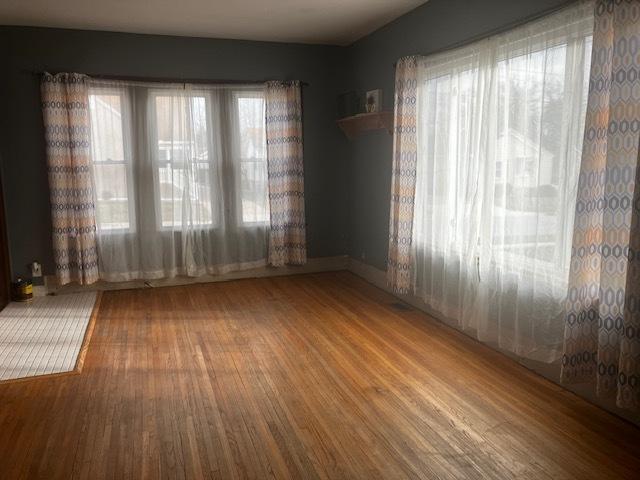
[365, 89, 382, 113]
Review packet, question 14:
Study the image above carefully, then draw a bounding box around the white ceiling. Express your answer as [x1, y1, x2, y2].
[0, 0, 428, 46]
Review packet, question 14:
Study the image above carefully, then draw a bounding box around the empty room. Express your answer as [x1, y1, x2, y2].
[0, 0, 639, 478]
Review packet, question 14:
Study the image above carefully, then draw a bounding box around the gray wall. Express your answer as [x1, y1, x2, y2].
[0, 26, 350, 278]
[345, 0, 576, 270]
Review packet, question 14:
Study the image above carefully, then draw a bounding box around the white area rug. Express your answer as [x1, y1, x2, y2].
[0, 292, 97, 382]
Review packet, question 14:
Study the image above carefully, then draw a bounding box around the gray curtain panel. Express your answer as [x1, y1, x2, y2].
[387, 57, 418, 294]
[265, 81, 307, 266]
[562, 0, 640, 411]
[41, 73, 99, 285]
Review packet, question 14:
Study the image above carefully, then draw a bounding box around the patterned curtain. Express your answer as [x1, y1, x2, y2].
[41, 73, 99, 285]
[562, 0, 640, 411]
[265, 81, 306, 266]
[387, 56, 418, 294]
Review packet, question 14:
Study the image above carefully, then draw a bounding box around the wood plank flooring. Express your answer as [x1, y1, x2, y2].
[0, 272, 638, 479]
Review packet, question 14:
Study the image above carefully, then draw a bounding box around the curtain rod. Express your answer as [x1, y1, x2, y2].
[392, 0, 579, 67]
[28, 71, 309, 87]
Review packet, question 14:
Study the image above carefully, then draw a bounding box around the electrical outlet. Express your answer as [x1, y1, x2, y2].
[31, 262, 42, 278]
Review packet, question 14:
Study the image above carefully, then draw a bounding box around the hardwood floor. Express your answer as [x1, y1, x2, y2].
[0, 272, 638, 479]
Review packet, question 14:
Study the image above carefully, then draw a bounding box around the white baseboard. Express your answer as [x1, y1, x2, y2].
[346, 257, 458, 327]
[45, 255, 349, 294]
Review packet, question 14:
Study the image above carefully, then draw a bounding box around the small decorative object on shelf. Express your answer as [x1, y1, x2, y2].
[336, 111, 393, 140]
[365, 89, 382, 113]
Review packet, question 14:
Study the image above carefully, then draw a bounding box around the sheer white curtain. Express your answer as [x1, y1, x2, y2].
[411, 1, 594, 361]
[87, 80, 269, 281]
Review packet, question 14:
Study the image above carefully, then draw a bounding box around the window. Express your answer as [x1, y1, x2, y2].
[490, 37, 593, 271]
[88, 89, 134, 231]
[87, 84, 269, 235]
[151, 92, 214, 228]
[409, 2, 594, 361]
[413, 9, 593, 282]
[235, 93, 268, 224]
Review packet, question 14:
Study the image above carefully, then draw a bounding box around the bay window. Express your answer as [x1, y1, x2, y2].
[87, 81, 270, 281]
[410, 1, 594, 361]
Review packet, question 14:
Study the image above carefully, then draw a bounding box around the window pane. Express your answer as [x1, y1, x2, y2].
[89, 92, 131, 230]
[238, 97, 266, 159]
[158, 162, 212, 227]
[413, 29, 592, 280]
[93, 163, 130, 230]
[417, 70, 476, 252]
[492, 39, 591, 267]
[154, 94, 213, 227]
[237, 96, 268, 223]
[89, 94, 125, 163]
[240, 160, 269, 223]
[156, 95, 209, 163]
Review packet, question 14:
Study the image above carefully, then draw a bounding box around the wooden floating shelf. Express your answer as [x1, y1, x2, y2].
[336, 111, 394, 139]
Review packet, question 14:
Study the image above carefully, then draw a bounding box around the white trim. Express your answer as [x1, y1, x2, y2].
[95, 258, 269, 283]
[347, 257, 457, 328]
[44, 255, 349, 294]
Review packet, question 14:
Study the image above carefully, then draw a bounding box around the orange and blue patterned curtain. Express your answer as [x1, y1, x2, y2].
[387, 56, 418, 294]
[265, 81, 306, 266]
[41, 73, 99, 285]
[562, 0, 640, 411]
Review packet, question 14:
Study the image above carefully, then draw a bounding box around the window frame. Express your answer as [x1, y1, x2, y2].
[88, 86, 137, 235]
[232, 90, 270, 227]
[412, 22, 593, 286]
[148, 89, 218, 231]
[87, 83, 271, 237]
